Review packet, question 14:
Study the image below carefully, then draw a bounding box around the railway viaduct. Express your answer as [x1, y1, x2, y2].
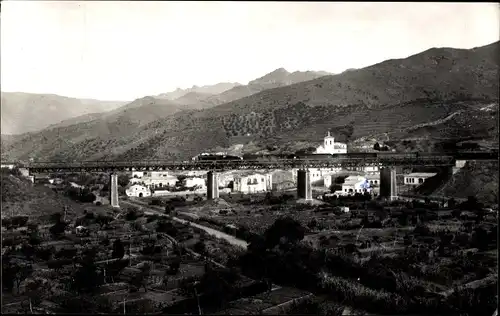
[7, 151, 498, 208]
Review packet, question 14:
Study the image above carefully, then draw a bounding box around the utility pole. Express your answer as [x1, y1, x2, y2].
[193, 281, 202, 315]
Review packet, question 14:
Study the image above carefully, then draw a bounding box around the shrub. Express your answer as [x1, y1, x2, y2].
[413, 224, 431, 236]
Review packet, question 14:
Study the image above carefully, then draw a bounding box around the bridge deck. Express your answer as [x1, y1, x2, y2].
[21, 157, 460, 173]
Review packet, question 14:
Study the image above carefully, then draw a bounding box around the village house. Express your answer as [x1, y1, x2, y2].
[130, 174, 178, 189]
[341, 176, 372, 194]
[183, 176, 206, 189]
[309, 168, 342, 185]
[403, 172, 437, 185]
[314, 131, 348, 155]
[233, 171, 273, 194]
[365, 173, 380, 186]
[126, 184, 152, 198]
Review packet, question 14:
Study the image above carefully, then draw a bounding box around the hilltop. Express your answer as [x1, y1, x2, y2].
[1, 42, 498, 162]
[204, 68, 332, 105]
[0, 92, 127, 135]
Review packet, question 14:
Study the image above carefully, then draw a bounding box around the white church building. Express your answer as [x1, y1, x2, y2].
[315, 131, 347, 155]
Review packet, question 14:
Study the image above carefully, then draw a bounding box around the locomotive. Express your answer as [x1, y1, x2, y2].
[192, 153, 243, 161]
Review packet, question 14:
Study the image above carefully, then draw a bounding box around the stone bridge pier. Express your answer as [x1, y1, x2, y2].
[207, 171, 219, 200]
[297, 169, 312, 200]
[110, 173, 120, 208]
[379, 167, 397, 201]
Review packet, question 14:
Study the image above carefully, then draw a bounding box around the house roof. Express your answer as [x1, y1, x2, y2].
[235, 170, 271, 178]
[344, 176, 367, 184]
[406, 173, 437, 178]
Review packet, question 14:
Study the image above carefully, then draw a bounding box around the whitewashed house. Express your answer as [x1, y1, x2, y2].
[126, 184, 152, 198]
[233, 171, 273, 194]
[183, 177, 206, 189]
[341, 176, 371, 194]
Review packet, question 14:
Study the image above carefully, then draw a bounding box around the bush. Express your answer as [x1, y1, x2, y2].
[11, 215, 29, 228]
[413, 223, 432, 236]
[149, 199, 163, 206]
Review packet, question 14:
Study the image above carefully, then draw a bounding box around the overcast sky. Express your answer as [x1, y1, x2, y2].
[1, 1, 499, 101]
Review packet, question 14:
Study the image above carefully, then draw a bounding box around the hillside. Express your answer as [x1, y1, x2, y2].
[436, 161, 499, 205]
[0, 92, 127, 135]
[2, 42, 499, 162]
[0, 170, 96, 222]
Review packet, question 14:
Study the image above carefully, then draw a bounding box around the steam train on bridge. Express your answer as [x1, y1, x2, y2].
[192, 150, 498, 162]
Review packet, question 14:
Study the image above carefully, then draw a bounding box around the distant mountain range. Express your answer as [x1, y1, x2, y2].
[0, 93, 127, 135]
[157, 82, 242, 100]
[1, 42, 498, 162]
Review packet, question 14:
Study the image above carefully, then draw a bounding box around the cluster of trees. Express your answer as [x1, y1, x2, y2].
[230, 216, 497, 315]
[1, 215, 29, 229]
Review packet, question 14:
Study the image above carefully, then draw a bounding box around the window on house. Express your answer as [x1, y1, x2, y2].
[253, 178, 258, 184]
[261, 178, 264, 182]
[419, 178, 424, 183]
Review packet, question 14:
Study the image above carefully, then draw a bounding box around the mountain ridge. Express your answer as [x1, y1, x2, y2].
[2, 42, 498, 162]
[0, 92, 128, 135]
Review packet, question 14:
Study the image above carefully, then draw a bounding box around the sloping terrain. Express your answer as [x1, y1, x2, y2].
[436, 161, 499, 205]
[2, 42, 499, 162]
[0, 92, 127, 135]
[0, 170, 94, 221]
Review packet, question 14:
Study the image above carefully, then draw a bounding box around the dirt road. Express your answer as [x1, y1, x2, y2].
[121, 200, 248, 249]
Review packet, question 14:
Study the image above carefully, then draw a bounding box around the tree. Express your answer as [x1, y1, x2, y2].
[55, 247, 78, 260]
[21, 243, 36, 262]
[117, 174, 131, 187]
[2, 218, 12, 229]
[11, 215, 29, 228]
[96, 214, 113, 229]
[51, 212, 63, 224]
[264, 217, 305, 249]
[71, 250, 102, 294]
[194, 240, 207, 254]
[50, 221, 67, 239]
[448, 198, 457, 208]
[307, 219, 317, 230]
[112, 239, 125, 259]
[13, 263, 33, 294]
[25, 278, 48, 313]
[157, 220, 178, 236]
[167, 256, 181, 275]
[128, 263, 151, 292]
